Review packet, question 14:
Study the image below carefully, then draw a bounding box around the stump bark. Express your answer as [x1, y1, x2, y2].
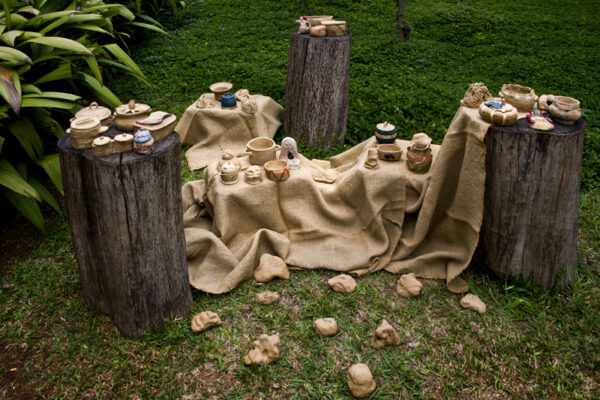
[58, 129, 192, 337]
[284, 31, 351, 147]
[479, 118, 585, 289]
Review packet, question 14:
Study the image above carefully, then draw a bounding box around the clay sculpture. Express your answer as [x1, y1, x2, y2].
[364, 147, 379, 169]
[460, 82, 493, 108]
[244, 137, 279, 165]
[256, 291, 280, 305]
[313, 318, 338, 336]
[371, 319, 401, 348]
[241, 97, 257, 114]
[264, 160, 290, 182]
[526, 105, 554, 131]
[396, 273, 423, 297]
[221, 93, 237, 109]
[375, 121, 396, 144]
[279, 137, 302, 169]
[67, 116, 109, 149]
[191, 311, 222, 332]
[322, 20, 346, 36]
[305, 15, 333, 26]
[217, 149, 241, 172]
[328, 274, 356, 293]
[92, 136, 114, 157]
[235, 89, 250, 101]
[114, 133, 134, 153]
[196, 93, 217, 109]
[243, 334, 280, 365]
[220, 160, 240, 185]
[244, 165, 263, 185]
[296, 16, 311, 33]
[377, 144, 402, 161]
[347, 364, 376, 398]
[460, 294, 486, 314]
[254, 254, 290, 282]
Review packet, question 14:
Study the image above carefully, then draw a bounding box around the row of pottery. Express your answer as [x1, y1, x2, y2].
[296, 15, 347, 37]
[196, 82, 257, 113]
[370, 123, 433, 172]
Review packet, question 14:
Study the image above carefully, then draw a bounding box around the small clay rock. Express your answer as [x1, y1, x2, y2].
[461, 82, 493, 108]
[460, 294, 486, 314]
[447, 276, 469, 294]
[191, 311, 221, 332]
[347, 363, 376, 398]
[313, 318, 338, 336]
[328, 274, 356, 293]
[243, 334, 280, 365]
[396, 273, 423, 297]
[254, 254, 290, 283]
[256, 291, 280, 305]
[371, 319, 400, 348]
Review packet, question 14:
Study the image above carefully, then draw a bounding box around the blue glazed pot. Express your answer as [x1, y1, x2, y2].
[375, 121, 396, 144]
[221, 93, 237, 108]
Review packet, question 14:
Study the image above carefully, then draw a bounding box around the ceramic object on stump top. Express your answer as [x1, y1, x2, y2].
[538, 94, 581, 125]
[526, 105, 554, 131]
[114, 133, 134, 153]
[133, 128, 154, 155]
[406, 133, 433, 173]
[264, 160, 290, 182]
[305, 15, 333, 26]
[479, 100, 518, 126]
[134, 111, 176, 142]
[279, 137, 302, 169]
[75, 101, 113, 126]
[461, 82, 493, 108]
[375, 121, 396, 144]
[243, 137, 279, 165]
[296, 16, 311, 33]
[499, 83, 538, 112]
[364, 147, 379, 169]
[67, 117, 109, 149]
[347, 364, 376, 398]
[377, 143, 402, 161]
[310, 25, 327, 37]
[322, 20, 346, 36]
[220, 160, 240, 185]
[92, 136, 114, 157]
[243, 334, 280, 365]
[221, 93, 237, 109]
[209, 82, 232, 101]
[114, 99, 151, 132]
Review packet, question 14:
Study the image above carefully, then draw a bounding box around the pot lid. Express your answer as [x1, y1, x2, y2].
[75, 102, 112, 121]
[411, 133, 432, 150]
[93, 136, 112, 146]
[376, 121, 396, 134]
[70, 117, 100, 131]
[221, 160, 240, 174]
[134, 129, 152, 143]
[115, 133, 133, 142]
[115, 99, 151, 117]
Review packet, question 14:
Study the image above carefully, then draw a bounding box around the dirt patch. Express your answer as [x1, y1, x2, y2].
[0, 340, 45, 400]
[176, 363, 242, 399]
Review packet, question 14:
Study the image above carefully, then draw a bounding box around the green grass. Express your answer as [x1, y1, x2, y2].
[1, 0, 600, 398]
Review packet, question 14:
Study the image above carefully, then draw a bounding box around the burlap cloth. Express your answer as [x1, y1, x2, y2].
[176, 93, 284, 170]
[182, 105, 490, 294]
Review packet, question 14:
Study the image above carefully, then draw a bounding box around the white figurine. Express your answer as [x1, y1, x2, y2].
[279, 137, 302, 170]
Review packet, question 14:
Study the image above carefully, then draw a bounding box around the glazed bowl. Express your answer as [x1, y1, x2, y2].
[499, 84, 538, 112]
[377, 144, 402, 161]
[244, 137, 279, 165]
[264, 160, 290, 182]
[210, 82, 233, 101]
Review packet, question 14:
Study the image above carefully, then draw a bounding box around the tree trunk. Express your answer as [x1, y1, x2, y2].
[58, 129, 192, 337]
[284, 31, 351, 147]
[396, 0, 411, 40]
[478, 118, 585, 289]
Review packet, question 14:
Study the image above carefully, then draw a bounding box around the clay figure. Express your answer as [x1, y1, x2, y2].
[256, 291, 280, 305]
[244, 165, 263, 185]
[235, 89, 250, 102]
[217, 149, 241, 172]
[328, 274, 356, 293]
[191, 311, 222, 332]
[347, 364, 376, 398]
[254, 254, 290, 282]
[313, 318, 338, 336]
[396, 273, 423, 297]
[365, 147, 379, 169]
[296, 16, 311, 34]
[461, 82, 493, 108]
[241, 97, 257, 114]
[375, 121, 397, 144]
[526, 105, 554, 131]
[243, 334, 280, 365]
[279, 137, 302, 169]
[460, 294, 486, 314]
[372, 319, 400, 348]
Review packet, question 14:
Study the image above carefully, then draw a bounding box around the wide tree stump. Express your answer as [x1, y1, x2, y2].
[479, 118, 585, 289]
[284, 31, 351, 147]
[58, 129, 192, 337]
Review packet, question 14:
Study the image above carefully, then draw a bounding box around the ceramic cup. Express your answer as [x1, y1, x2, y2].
[377, 144, 402, 161]
[242, 137, 280, 165]
[264, 160, 290, 182]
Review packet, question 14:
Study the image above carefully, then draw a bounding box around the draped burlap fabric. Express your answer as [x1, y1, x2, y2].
[176, 93, 284, 170]
[182, 106, 490, 294]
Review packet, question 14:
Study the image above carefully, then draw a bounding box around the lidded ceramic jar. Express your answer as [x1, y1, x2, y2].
[68, 117, 109, 149]
[499, 84, 538, 112]
[220, 160, 240, 184]
[133, 129, 154, 155]
[406, 133, 433, 173]
[114, 99, 151, 132]
[75, 102, 113, 126]
[92, 136, 114, 157]
[375, 121, 396, 144]
[221, 93, 237, 109]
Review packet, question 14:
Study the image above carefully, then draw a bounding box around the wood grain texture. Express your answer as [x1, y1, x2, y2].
[284, 31, 351, 147]
[479, 118, 585, 289]
[58, 128, 191, 337]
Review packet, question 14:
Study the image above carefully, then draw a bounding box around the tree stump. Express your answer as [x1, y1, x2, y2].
[284, 31, 351, 147]
[58, 129, 192, 337]
[479, 118, 585, 289]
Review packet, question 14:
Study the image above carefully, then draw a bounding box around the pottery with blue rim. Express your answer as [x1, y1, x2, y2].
[133, 128, 154, 155]
[221, 93, 237, 109]
[375, 121, 396, 144]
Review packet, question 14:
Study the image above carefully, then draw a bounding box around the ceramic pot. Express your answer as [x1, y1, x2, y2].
[243, 137, 280, 165]
[220, 160, 240, 184]
[310, 25, 326, 37]
[322, 20, 346, 36]
[114, 133, 134, 153]
[540, 95, 581, 125]
[134, 111, 176, 142]
[406, 133, 433, 173]
[133, 129, 154, 155]
[264, 160, 290, 182]
[375, 121, 396, 144]
[479, 101, 518, 126]
[210, 82, 233, 101]
[221, 93, 237, 109]
[499, 84, 538, 112]
[92, 136, 115, 157]
[75, 102, 114, 126]
[67, 117, 109, 149]
[114, 99, 151, 132]
[377, 144, 402, 161]
[305, 15, 333, 26]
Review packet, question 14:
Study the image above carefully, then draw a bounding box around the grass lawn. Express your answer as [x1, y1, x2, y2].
[2, 0, 599, 398]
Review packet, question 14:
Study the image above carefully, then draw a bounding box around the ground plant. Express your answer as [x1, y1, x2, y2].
[1, 0, 599, 399]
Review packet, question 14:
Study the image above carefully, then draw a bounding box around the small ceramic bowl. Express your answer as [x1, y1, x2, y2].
[499, 84, 537, 112]
[210, 82, 233, 101]
[264, 160, 290, 182]
[377, 144, 402, 161]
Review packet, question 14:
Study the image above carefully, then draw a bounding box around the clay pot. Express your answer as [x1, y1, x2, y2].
[67, 117, 109, 149]
[114, 99, 151, 132]
[406, 133, 433, 173]
[134, 111, 176, 142]
[499, 84, 538, 112]
[133, 129, 154, 155]
[479, 101, 518, 126]
[221, 93, 237, 109]
[92, 136, 115, 157]
[322, 20, 346, 36]
[114, 133, 134, 153]
[243, 137, 279, 165]
[310, 25, 327, 37]
[375, 121, 396, 144]
[220, 160, 240, 185]
[75, 102, 113, 126]
[264, 160, 290, 182]
[539, 95, 581, 125]
[305, 15, 333, 26]
[209, 82, 233, 101]
[376, 144, 402, 161]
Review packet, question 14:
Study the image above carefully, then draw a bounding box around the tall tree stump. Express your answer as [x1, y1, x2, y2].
[479, 118, 585, 289]
[58, 129, 192, 337]
[284, 31, 351, 147]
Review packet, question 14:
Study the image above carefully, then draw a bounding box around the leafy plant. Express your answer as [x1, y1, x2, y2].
[117, 0, 186, 18]
[0, 0, 165, 230]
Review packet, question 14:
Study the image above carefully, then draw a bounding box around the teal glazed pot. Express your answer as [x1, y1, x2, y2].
[221, 93, 237, 108]
[375, 121, 396, 144]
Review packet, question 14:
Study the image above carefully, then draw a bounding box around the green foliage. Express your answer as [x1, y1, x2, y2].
[0, 0, 165, 230]
[116, 0, 186, 18]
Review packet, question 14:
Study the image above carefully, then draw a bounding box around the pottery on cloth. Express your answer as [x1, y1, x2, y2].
[75, 101, 113, 126]
[134, 111, 177, 142]
[375, 121, 396, 144]
[305, 15, 333, 26]
[499, 84, 538, 112]
[241, 97, 258, 114]
[196, 93, 218, 109]
[406, 132, 433, 173]
[479, 101, 518, 126]
[264, 160, 290, 182]
[242, 137, 280, 165]
[364, 148, 380, 169]
[377, 144, 402, 161]
[279, 137, 302, 169]
[220, 160, 240, 185]
[538, 95, 581, 125]
[67, 117, 109, 149]
[210, 82, 233, 101]
[322, 20, 346, 36]
[92, 136, 115, 157]
[114, 99, 151, 132]
[221, 93, 237, 109]
[133, 128, 154, 155]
